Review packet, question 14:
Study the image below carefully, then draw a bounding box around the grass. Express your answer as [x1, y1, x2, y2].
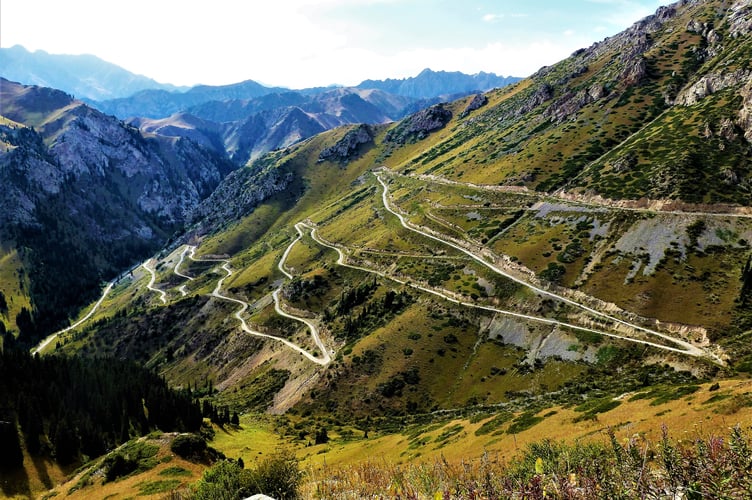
[39, 434, 203, 500]
[302, 424, 752, 498]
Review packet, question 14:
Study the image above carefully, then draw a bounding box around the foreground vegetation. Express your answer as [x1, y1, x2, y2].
[301, 425, 752, 498]
[167, 424, 752, 499]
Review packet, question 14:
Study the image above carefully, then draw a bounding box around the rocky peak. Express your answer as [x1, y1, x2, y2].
[729, 0, 752, 37]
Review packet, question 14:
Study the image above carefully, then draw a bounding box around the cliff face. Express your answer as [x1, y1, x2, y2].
[0, 78, 234, 338]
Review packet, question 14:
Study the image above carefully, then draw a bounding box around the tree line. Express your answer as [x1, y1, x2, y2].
[0, 346, 202, 468]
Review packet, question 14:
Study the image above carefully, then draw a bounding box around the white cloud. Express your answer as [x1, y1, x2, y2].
[483, 13, 504, 23]
[0, 0, 656, 88]
[563, 29, 576, 36]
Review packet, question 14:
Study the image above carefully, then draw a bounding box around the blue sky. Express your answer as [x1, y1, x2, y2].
[1, 0, 667, 88]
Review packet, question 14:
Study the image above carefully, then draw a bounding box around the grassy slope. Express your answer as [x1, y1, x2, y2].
[0, 245, 31, 336]
[19, 434, 206, 500]
[206, 377, 752, 472]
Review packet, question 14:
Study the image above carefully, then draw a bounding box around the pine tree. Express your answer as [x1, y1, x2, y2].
[0, 419, 23, 468]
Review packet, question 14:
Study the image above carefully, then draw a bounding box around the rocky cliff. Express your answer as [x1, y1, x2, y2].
[0, 78, 234, 339]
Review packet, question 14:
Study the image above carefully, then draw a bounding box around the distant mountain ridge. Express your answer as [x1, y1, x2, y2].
[357, 68, 521, 99]
[130, 87, 420, 163]
[0, 45, 183, 100]
[89, 70, 519, 121]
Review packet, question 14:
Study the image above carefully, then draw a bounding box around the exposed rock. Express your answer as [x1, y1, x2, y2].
[686, 19, 705, 33]
[460, 93, 488, 117]
[543, 84, 607, 123]
[620, 57, 648, 87]
[384, 103, 452, 144]
[612, 152, 638, 173]
[729, 0, 752, 37]
[317, 124, 374, 164]
[588, 83, 606, 101]
[718, 117, 739, 143]
[738, 77, 752, 142]
[676, 69, 752, 105]
[515, 84, 554, 117]
[191, 159, 293, 232]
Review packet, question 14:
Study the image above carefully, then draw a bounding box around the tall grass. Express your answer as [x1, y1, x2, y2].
[302, 425, 752, 499]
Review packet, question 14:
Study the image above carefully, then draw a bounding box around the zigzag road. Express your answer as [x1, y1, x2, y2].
[301, 223, 704, 357]
[374, 172, 721, 363]
[171, 238, 332, 365]
[142, 259, 167, 304]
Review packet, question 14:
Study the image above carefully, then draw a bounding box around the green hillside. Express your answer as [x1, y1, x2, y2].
[23, 0, 752, 496]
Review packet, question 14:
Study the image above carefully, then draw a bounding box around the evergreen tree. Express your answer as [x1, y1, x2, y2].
[314, 426, 329, 445]
[53, 416, 80, 465]
[15, 307, 35, 339]
[0, 419, 23, 468]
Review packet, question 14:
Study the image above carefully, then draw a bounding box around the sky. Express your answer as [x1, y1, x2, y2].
[1, 0, 668, 89]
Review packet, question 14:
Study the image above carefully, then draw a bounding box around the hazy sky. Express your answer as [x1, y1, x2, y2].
[2, 0, 667, 88]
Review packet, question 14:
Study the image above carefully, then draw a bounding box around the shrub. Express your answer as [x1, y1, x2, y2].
[171, 434, 207, 461]
[190, 453, 300, 500]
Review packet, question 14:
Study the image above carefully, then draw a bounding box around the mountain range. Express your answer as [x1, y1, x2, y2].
[0, 45, 184, 100]
[4, 0, 752, 497]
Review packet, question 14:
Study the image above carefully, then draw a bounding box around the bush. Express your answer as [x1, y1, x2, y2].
[103, 452, 138, 482]
[190, 453, 300, 500]
[249, 451, 301, 499]
[171, 434, 207, 461]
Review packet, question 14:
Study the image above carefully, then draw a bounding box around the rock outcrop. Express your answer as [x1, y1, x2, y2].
[384, 104, 452, 144]
[460, 93, 489, 117]
[317, 124, 375, 164]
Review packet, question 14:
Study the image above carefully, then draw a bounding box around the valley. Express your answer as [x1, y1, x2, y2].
[4, 0, 752, 497]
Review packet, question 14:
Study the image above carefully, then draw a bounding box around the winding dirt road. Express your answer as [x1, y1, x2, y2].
[301, 223, 704, 357]
[142, 260, 167, 305]
[374, 172, 720, 362]
[31, 281, 114, 355]
[172, 240, 332, 365]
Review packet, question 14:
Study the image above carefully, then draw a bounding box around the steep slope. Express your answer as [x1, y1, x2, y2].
[396, 0, 752, 205]
[0, 78, 234, 342]
[0, 45, 183, 100]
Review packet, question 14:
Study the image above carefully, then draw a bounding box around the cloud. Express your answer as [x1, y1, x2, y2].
[563, 29, 576, 36]
[483, 13, 504, 23]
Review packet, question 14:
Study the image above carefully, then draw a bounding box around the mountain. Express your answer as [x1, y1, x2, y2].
[130, 88, 417, 163]
[357, 68, 521, 98]
[18, 0, 752, 495]
[0, 45, 183, 100]
[90, 80, 291, 119]
[59, 0, 752, 419]
[0, 78, 234, 342]
[87, 71, 520, 163]
[90, 70, 520, 121]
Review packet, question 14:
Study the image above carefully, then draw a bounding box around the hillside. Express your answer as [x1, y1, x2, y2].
[53, 0, 752, 417]
[19, 0, 752, 496]
[0, 45, 183, 100]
